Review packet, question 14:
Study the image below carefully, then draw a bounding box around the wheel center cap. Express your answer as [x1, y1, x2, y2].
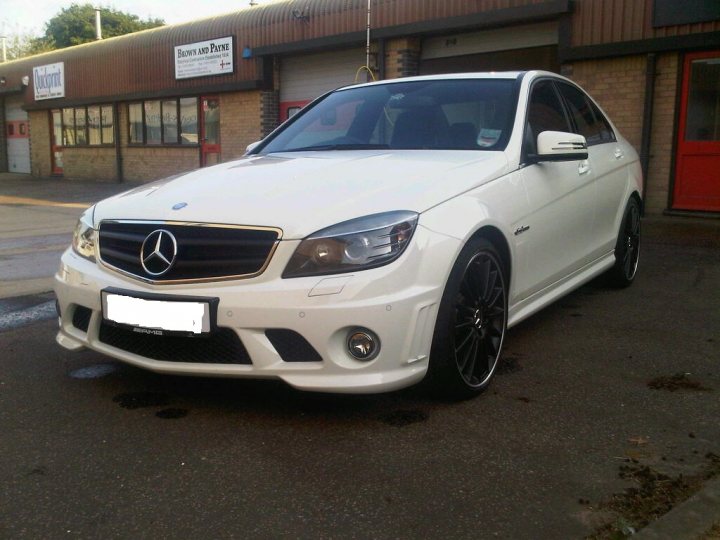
[473, 309, 484, 329]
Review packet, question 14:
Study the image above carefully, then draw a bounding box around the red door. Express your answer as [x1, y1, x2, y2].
[50, 110, 64, 175]
[200, 96, 221, 166]
[673, 51, 720, 212]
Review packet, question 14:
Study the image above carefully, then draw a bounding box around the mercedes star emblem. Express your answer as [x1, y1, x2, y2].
[140, 229, 178, 276]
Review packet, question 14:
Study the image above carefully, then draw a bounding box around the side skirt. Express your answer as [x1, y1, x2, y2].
[507, 252, 615, 329]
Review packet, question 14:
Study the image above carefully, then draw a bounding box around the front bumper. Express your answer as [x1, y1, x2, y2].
[54, 225, 460, 393]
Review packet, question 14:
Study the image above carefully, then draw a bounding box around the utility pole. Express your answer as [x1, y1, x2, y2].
[95, 7, 102, 40]
[1, 21, 7, 63]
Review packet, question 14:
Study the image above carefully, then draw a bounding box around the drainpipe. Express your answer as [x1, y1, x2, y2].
[114, 102, 123, 183]
[639, 53, 656, 215]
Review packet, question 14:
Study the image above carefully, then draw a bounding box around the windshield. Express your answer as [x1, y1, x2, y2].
[259, 78, 518, 154]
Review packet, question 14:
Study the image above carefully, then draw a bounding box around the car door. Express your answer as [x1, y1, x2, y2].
[556, 82, 627, 257]
[514, 79, 597, 301]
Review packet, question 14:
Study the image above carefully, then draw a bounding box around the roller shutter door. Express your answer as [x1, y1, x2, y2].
[420, 22, 560, 75]
[5, 96, 31, 174]
[279, 48, 366, 121]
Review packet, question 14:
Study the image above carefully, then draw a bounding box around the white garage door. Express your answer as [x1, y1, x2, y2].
[421, 21, 558, 60]
[5, 96, 31, 174]
[279, 48, 366, 121]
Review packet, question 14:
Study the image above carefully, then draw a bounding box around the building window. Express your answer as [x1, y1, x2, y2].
[129, 102, 143, 144]
[127, 97, 198, 145]
[145, 100, 162, 145]
[75, 107, 88, 145]
[88, 106, 101, 145]
[59, 105, 115, 146]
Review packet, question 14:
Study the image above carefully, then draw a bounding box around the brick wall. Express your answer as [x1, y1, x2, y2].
[219, 90, 263, 162]
[569, 54, 680, 213]
[60, 148, 118, 181]
[385, 38, 421, 79]
[29, 110, 51, 177]
[261, 90, 280, 137]
[570, 55, 646, 152]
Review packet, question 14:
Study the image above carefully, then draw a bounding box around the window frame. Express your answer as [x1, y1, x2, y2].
[521, 77, 573, 165]
[127, 97, 199, 147]
[57, 104, 115, 147]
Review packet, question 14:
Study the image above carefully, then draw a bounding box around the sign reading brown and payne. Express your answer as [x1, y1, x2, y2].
[174, 36, 234, 80]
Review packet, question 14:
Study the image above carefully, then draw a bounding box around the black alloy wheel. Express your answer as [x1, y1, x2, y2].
[425, 238, 508, 399]
[609, 197, 641, 287]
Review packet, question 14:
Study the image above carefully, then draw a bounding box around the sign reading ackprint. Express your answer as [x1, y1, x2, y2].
[174, 36, 234, 80]
[33, 62, 65, 101]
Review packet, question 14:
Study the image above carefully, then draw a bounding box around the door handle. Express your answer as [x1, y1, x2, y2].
[614, 148, 624, 159]
[578, 160, 590, 175]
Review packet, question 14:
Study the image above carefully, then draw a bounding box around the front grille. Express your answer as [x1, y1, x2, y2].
[265, 329, 323, 362]
[98, 221, 279, 282]
[98, 322, 252, 364]
[72, 305, 92, 332]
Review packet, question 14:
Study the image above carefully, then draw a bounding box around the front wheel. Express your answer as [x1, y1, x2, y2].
[424, 238, 508, 400]
[608, 197, 641, 287]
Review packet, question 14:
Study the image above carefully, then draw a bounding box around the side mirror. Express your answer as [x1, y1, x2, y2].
[528, 131, 588, 163]
[245, 141, 261, 154]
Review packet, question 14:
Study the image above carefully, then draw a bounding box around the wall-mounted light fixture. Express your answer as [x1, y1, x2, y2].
[21, 75, 29, 86]
[242, 46, 253, 59]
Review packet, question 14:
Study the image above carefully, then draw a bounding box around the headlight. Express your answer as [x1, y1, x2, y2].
[283, 211, 418, 278]
[72, 207, 97, 261]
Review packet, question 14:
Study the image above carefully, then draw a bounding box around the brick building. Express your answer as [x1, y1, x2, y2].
[0, 0, 718, 214]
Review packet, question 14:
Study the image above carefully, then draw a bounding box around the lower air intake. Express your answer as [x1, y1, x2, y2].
[99, 322, 252, 364]
[265, 329, 322, 362]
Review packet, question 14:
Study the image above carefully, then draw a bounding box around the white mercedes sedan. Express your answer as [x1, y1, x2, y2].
[55, 71, 642, 399]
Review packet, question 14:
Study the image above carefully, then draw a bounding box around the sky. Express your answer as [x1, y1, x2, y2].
[1, 0, 276, 38]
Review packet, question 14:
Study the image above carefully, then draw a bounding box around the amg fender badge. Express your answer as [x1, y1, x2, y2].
[514, 225, 530, 236]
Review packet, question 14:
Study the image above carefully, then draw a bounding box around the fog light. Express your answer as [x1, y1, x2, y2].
[347, 329, 380, 361]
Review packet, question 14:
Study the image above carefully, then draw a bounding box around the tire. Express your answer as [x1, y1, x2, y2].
[424, 238, 508, 400]
[608, 197, 641, 288]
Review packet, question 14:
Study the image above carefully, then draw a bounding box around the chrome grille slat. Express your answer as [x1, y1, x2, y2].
[98, 221, 280, 283]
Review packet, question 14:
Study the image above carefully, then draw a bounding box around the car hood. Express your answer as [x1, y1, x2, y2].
[94, 150, 509, 239]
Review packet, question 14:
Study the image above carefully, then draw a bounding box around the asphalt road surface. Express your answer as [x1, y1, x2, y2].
[1, 179, 719, 538]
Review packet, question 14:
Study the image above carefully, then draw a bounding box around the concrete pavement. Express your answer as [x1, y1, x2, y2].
[0, 173, 136, 298]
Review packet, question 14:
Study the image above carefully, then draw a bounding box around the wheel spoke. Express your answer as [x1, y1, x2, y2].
[455, 328, 474, 354]
[463, 337, 479, 381]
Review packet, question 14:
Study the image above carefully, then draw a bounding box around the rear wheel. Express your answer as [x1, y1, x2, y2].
[425, 238, 508, 400]
[608, 197, 641, 287]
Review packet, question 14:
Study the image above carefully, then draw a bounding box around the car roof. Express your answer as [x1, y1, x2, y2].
[337, 70, 565, 92]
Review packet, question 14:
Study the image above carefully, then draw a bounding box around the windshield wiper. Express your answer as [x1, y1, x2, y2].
[279, 143, 390, 152]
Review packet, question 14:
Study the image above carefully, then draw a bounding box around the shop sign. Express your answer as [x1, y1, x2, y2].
[33, 62, 65, 101]
[174, 36, 234, 80]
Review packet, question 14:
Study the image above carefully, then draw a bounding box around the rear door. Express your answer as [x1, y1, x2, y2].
[556, 82, 627, 256]
[515, 79, 597, 300]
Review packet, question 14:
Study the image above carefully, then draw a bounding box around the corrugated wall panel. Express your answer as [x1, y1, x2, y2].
[571, 0, 720, 46]
[1, 0, 718, 108]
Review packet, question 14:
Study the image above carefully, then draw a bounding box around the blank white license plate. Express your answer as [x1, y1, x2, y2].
[102, 292, 211, 335]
